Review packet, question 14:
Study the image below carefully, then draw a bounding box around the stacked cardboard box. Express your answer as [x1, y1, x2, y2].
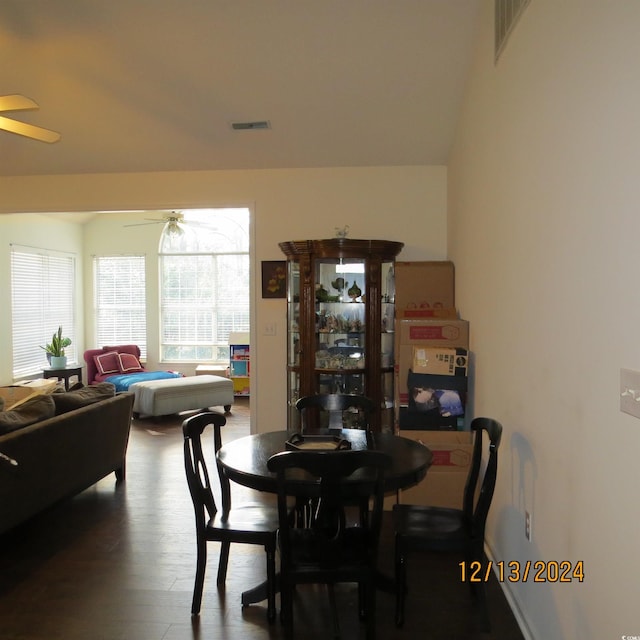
[394, 261, 469, 431]
[394, 261, 472, 508]
[399, 430, 473, 509]
[394, 261, 456, 316]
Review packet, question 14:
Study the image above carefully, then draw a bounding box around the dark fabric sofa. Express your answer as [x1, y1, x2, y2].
[0, 389, 134, 535]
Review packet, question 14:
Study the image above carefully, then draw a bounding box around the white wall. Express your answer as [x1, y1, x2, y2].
[0, 166, 447, 434]
[448, 1, 640, 638]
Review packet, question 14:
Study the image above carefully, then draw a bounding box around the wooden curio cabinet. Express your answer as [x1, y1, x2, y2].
[279, 238, 404, 433]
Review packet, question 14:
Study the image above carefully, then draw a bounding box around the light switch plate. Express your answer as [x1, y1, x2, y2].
[620, 368, 640, 418]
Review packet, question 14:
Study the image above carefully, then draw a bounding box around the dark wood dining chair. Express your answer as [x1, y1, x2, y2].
[295, 393, 375, 431]
[392, 417, 503, 632]
[182, 411, 279, 621]
[267, 449, 391, 640]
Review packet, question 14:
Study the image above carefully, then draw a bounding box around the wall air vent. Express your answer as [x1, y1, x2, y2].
[231, 120, 271, 130]
[495, 0, 531, 62]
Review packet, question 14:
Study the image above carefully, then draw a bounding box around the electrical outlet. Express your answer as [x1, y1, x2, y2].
[525, 511, 532, 542]
[264, 322, 277, 336]
[620, 368, 640, 418]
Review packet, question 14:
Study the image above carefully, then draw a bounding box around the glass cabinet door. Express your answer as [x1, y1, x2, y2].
[380, 260, 395, 431]
[286, 260, 301, 429]
[315, 257, 366, 397]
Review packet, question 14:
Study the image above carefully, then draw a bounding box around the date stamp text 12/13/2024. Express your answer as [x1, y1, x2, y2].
[459, 560, 584, 583]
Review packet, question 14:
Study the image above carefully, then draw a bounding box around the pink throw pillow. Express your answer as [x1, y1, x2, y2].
[118, 352, 144, 373]
[94, 351, 120, 375]
[104, 345, 140, 358]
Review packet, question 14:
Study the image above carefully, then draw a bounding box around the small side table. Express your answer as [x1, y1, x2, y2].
[42, 365, 83, 391]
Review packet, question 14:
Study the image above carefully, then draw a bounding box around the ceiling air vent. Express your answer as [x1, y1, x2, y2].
[231, 120, 271, 131]
[495, 0, 530, 62]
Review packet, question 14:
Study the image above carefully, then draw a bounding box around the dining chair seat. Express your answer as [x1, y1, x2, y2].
[205, 503, 280, 538]
[394, 505, 468, 546]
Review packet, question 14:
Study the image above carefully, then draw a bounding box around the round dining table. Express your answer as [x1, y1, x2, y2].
[217, 428, 433, 495]
[216, 428, 433, 609]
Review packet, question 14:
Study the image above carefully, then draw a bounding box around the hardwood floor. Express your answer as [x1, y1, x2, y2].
[0, 398, 524, 639]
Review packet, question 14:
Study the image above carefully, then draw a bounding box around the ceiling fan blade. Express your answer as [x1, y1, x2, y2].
[123, 220, 165, 227]
[124, 213, 186, 229]
[0, 94, 39, 113]
[0, 115, 61, 143]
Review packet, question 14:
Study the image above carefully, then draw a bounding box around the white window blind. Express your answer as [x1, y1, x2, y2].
[159, 209, 250, 362]
[11, 245, 77, 378]
[93, 255, 147, 359]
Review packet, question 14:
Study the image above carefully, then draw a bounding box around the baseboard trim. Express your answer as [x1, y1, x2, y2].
[485, 540, 535, 640]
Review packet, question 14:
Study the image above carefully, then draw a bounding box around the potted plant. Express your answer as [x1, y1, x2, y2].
[41, 326, 72, 369]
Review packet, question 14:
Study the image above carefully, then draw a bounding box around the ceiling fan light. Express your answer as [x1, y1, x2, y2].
[159, 216, 197, 253]
[165, 219, 185, 238]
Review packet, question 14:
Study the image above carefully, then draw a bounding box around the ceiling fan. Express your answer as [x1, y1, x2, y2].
[124, 212, 185, 230]
[0, 94, 61, 143]
[124, 213, 195, 246]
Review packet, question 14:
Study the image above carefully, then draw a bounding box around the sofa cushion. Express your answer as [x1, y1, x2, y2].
[52, 383, 116, 415]
[0, 394, 56, 434]
[94, 351, 120, 376]
[117, 352, 144, 373]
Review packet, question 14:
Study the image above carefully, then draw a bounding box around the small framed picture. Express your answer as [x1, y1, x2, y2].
[261, 261, 287, 298]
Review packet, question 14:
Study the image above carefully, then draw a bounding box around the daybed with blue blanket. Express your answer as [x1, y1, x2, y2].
[83, 345, 233, 417]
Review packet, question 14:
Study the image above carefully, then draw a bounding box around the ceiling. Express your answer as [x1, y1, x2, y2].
[0, 0, 481, 178]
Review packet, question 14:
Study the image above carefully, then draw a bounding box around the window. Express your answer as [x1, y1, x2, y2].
[159, 208, 250, 362]
[11, 245, 76, 378]
[94, 255, 147, 359]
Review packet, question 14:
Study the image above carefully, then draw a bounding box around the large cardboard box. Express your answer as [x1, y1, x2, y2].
[395, 318, 469, 417]
[384, 491, 399, 512]
[395, 261, 455, 317]
[399, 431, 473, 509]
